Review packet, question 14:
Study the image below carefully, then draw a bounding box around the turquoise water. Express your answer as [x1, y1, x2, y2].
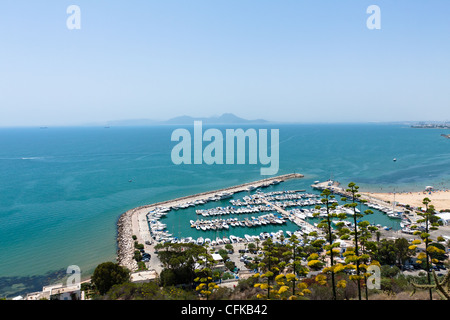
[0, 124, 449, 296]
[160, 178, 403, 242]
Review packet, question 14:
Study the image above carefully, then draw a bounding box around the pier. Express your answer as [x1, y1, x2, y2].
[258, 197, 320, 234]
[311, 180, 343, 194]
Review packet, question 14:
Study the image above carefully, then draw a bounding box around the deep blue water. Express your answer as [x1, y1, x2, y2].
[0, 123, 449, 296]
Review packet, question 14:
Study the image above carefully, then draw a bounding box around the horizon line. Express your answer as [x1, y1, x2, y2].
[0, 120, 445, 129]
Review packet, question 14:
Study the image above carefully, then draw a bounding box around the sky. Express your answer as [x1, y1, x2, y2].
[0, 0, 449, 126]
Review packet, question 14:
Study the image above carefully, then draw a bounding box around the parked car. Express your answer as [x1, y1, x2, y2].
[402, 265, 414, 271]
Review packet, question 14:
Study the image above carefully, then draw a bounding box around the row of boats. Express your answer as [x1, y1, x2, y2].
[366, 202, 403, 219]
[289, 207, 395, 231]
[168, 180, 282, 211]
[195, 205, 274, 217]
[170, 192, 235, 210]
[156, 229, 305, 247]
[190, 213, 287, 231]
[288, 206, 361, 219]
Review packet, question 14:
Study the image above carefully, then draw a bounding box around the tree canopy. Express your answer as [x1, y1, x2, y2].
[91, 262, 130, 295]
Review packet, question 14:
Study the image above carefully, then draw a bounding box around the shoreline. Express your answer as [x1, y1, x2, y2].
[312, 180, 450, 211]
[360, 190, 450, 212]
[116, 173, 304, 272]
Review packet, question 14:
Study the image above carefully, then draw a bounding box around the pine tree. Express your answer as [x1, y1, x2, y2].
[253, 238, 281, 299]
[409, 197, 445, 300]
[194, 249, 217, 300]
[254, 237, 310, 300]
[285, 234, 309, 297]
[340, 182, 374, 300]
[313, 188, 341, 300]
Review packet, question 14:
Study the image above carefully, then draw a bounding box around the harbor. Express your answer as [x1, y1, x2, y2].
[117, 173, 305, 271]
[145, 187, 326, 247]
[117, 174, 417, 272]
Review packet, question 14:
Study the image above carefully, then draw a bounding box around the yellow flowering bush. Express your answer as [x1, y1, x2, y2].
[337, 280, 347, 289]
[307, 253, 319, 261]
[278, 285, 289, 294]
[417, 252, 427, 260]
[427, 246, 445, 254]
[315, 274, 327, 286]
[285, 273, 297, 282]
[307, 260, 322, 268]
[334, 263, 346, 273]
[297, 282, 308, 290]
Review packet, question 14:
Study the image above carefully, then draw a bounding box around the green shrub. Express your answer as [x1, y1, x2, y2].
[91, 262, 130, 295]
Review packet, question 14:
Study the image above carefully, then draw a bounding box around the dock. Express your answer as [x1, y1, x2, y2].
[311, 180, 343, 194]
[258, 197, 320, 234]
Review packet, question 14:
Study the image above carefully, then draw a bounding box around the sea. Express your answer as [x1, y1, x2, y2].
[1, 123, 449, 297]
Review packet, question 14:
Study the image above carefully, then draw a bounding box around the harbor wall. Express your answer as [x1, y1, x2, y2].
[124, 173, 303, 213]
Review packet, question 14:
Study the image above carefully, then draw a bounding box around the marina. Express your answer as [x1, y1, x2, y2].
[117, 174, 434, 273]
[117, 173, 305, 270]
[142, 179, 411, 248]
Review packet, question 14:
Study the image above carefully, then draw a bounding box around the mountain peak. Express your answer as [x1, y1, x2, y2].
[106, 113, 268, 126]
[165, 113, 268, 125]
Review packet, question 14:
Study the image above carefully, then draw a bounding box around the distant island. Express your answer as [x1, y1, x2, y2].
[106, 113, 268, 126]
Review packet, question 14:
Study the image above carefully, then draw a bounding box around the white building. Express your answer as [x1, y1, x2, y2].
[436, 212, 450, 226]
[130, 270, 158, 284]
[26, 283, 84, 300]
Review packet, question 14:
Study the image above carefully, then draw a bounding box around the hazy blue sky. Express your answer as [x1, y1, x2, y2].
[1, 1, 449, 126]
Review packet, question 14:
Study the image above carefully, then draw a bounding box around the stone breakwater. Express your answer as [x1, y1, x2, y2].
[117, 210, 139, 272]
[116, 173, 304, 271]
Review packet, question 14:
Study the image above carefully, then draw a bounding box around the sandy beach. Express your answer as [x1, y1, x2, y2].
[360, 189, 450, 211]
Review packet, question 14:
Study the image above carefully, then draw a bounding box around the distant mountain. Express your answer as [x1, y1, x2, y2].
[106, 113, 268, 126]
[165, 113, 268, 125]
